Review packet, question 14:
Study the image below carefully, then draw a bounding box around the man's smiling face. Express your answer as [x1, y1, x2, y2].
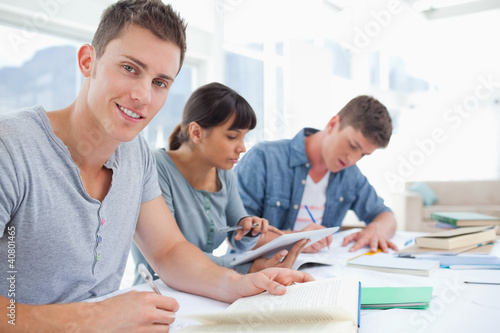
[85, 24, 181, 143]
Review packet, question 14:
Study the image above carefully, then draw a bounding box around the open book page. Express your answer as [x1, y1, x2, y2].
[292, 252, 337, 270]
[178, 275, 359, 328]
[176, 320, 357, 333]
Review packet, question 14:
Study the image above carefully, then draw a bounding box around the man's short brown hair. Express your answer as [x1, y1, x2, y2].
[337, 95, 393, 148]
[92, 0, 187, 72]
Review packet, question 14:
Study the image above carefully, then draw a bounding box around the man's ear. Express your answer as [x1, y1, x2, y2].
[188, 122, 203, 144]
[78, 44, 94, 78]
[326, 115, 340, 133]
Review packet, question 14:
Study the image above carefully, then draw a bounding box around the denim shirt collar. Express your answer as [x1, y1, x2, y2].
[289, 127, 319, 167]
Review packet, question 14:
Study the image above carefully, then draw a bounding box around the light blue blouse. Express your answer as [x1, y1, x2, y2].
[131, 149, 256, 284]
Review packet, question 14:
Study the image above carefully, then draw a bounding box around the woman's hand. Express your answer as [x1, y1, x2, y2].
[299, 223, 332, 253]
[248, 239, 309, 273]
[234, 216, 284, 241]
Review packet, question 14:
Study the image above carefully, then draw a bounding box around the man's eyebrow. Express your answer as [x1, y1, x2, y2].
[353, 139, 373, 156]
[124, 55, 175, 81]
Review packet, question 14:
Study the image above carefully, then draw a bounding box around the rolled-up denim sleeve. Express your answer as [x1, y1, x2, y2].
[350, 171, 391, 224]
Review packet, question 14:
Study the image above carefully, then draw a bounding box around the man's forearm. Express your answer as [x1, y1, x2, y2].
[0, 296, 99, 332]
[154, 240, 243, 303]
[370, 211, 397, 237]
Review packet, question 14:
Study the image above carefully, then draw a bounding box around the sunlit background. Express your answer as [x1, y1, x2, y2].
[1, 0, 499, 207]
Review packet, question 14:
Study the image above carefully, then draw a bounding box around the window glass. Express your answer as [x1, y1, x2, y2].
[370, 51, 380, 88]
[224, 51, 264, 142]
[324, 39, 351, 79]
[0, 25, 80, 114]
[388, 55, 429, 93]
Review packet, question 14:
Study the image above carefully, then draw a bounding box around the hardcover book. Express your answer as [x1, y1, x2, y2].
[415, 226, 496, 250]
[430, 212, 500, 227]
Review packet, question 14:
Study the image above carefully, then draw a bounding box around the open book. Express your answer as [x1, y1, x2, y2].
[177, 275, 361, 333]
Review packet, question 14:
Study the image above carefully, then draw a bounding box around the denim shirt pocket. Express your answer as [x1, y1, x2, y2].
[263, 195, 291, 229]
[328, 191, 357, 225]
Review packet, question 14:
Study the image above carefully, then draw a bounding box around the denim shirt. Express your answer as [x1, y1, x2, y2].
[235, 128, 391, 230]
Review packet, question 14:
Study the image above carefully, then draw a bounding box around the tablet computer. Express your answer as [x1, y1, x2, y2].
[230, 226, 339, 266]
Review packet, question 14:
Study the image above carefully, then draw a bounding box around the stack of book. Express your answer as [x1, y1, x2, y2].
[431, 211, 500, 229]
[401, 226, 500, 269]
[415, 226, 497, 250]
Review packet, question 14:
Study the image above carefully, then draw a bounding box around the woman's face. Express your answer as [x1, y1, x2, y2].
[197, 114, 250, 170]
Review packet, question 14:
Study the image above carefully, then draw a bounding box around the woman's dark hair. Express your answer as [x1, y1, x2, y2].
[169, 82, 256, 150]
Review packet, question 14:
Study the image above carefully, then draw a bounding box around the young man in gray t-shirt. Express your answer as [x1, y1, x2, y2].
[0, 1, 312, 331]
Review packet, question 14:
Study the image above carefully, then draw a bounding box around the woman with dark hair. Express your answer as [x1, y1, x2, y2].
[132, 82, 307, 283]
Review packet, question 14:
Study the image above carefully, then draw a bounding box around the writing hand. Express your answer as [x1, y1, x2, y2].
[96, 291, 179, 331]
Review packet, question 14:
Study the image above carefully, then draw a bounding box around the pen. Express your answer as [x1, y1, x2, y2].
[464, 281, 500, 285]
[219, 223, 259, 232]
[305, 205, 316, 224]
[138, 263, 162, 295]
[305, 205, 330, 250]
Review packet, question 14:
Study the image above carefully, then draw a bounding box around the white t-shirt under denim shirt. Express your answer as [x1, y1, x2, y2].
[293, 172, 330, 231]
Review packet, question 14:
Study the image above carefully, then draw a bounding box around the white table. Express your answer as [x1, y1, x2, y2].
[102, 229, 500, 332]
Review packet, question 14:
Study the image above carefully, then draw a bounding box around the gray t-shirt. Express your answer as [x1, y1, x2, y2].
[132, 149, 256, 279]
[0, 106, 161, 304]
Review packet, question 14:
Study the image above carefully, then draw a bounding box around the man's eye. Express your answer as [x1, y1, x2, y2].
[124, 65, 135, 73]
[153, 80, 167, 88]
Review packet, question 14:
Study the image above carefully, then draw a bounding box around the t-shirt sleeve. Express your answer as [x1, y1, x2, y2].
[0, 139, 18, 238]
[140, 140, 162, 204]
[225, 170, 249, 224]
[153, 149, 175, 215]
